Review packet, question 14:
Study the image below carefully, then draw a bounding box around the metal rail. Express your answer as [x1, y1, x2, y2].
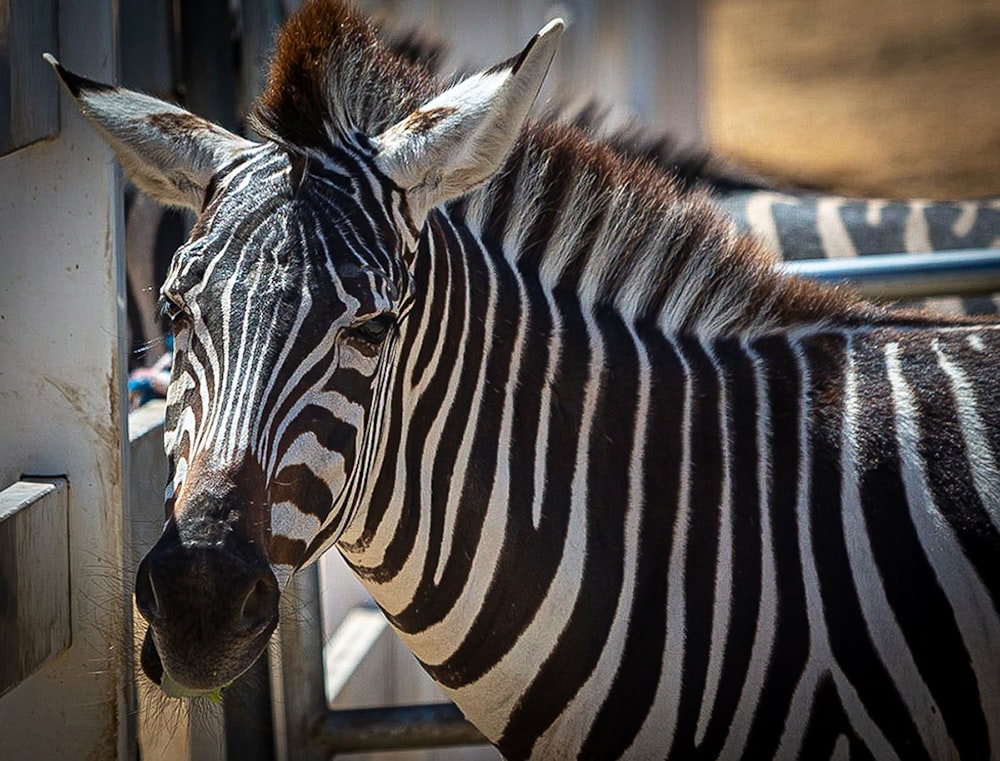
[779, 248, 1000, 300]
[311, 703, 487, 756]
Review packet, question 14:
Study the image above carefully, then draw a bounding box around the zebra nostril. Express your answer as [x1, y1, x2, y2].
[140, 626, 164, 686]
[240, 576, 278, 633]
[135, 557, 159, 622]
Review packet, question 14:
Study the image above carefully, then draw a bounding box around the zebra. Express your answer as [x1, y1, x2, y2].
[713, 189, 1000, 317]
[50, 0, 1000, 757]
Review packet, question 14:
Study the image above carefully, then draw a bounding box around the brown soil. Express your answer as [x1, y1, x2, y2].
[705, 0, 1000, 199]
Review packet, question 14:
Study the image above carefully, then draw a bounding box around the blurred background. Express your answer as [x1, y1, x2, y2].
[706, 0, 1000, 199]
[101, 0, 1000, 202]
[363, 0, 1000, 199]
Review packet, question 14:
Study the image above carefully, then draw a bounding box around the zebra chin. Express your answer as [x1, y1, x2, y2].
[138, 622, 276, 698]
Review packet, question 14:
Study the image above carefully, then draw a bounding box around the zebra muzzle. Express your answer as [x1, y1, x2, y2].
[134, 532, 280, 693]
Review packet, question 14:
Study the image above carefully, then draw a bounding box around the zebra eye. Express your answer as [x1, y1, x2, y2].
[348, 313, 395, 345]
[157, 294, 189, 326]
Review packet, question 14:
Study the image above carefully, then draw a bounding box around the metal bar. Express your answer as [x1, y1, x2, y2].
[311, 703, 488, 755]
[780, 248, 1000, 300]
[273, 564, 327, 761]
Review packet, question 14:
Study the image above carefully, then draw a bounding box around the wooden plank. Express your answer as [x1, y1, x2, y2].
[0, 478, 70, 698]
[324, 607, 390, 705]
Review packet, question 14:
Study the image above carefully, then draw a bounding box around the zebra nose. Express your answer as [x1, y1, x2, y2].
[135, 542, 279, 631]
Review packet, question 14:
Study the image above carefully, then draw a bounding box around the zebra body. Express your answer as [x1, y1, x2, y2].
[50, 0, 1000, 757]
[333, 182, 1000, 757]
[715, 191, 1000, 317]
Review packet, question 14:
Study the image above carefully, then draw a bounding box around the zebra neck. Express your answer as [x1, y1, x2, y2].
[336, 203, 854, 633]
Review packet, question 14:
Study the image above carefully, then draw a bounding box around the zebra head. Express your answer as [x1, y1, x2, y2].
[49, 2, 562, 697]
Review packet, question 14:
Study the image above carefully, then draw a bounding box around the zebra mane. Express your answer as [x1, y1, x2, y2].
[254, 0, 871, 335]
[252, 0, 437, 150]
[544, 101, 776, 195]
[459, 121, 872, 335]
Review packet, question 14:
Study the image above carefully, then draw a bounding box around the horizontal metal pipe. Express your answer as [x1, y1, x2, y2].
[311, 703, 488, 755]
[779, 248, 1000, 300]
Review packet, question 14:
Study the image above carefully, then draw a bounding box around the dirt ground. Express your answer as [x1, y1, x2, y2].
[704, 0, 1000, 199]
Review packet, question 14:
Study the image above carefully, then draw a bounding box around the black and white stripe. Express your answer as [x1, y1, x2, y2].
[715, 190, 1000, 317]
[160, 140, 410, 584]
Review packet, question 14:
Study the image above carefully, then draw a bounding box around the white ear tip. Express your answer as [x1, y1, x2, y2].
[538, 18, 566, 40]
[42, 52, 59, 68]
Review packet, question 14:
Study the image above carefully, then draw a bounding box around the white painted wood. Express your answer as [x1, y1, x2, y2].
[0, 0, 135, 756]
[323, 603, 500, 761]
[324, 608, 391, 705]
[320, 545, 381, 642]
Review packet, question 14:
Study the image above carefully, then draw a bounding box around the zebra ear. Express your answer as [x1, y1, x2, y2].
[44, 54, 256, 211]
[373, 19, 564, 227]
